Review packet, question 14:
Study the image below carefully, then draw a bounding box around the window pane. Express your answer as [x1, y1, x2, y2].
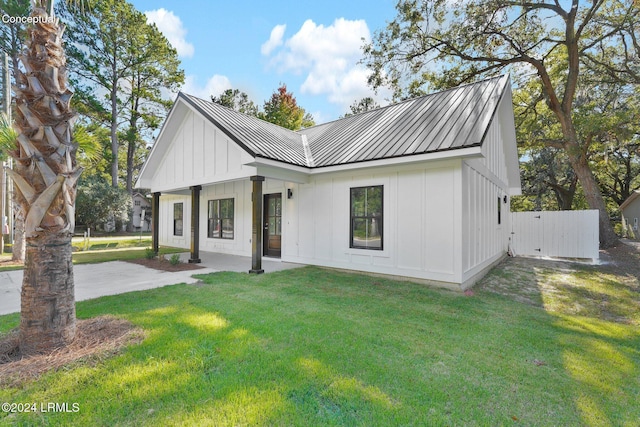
[350, 186, 383, 250]
[275, 197, 282, 216]
[208, 198, 234, 239]
[174, 220, 183, 236]
[174, 203, 183, 236]
[207, 218, 215, 238]
[222, 218, 233, 239]
[351, 188, 365, 216]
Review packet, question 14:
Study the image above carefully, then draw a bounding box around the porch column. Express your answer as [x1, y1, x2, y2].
[152, 192, 160, 254]
[189, 185, 202, 263]
[249, 175, 265, 274]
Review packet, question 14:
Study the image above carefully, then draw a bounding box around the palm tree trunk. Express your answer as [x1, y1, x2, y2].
[11, 3, 81, 354]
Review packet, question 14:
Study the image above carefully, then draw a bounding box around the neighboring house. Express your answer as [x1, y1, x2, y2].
[136, 75, 521, 290]
[132, 192, 152, 231]
[620, 190, 640, 240]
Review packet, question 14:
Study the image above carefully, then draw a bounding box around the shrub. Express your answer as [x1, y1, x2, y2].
[169, 254, 181, 266]
[144, 248, 156, 260]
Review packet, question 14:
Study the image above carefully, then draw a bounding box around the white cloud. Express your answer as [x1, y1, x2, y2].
[145, 8, 195, 58]
[263, 18, 387, 110]
[261, 24, 286, 56]
[181, 74, 232, 100]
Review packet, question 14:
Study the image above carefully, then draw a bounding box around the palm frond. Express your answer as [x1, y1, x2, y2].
[73, 124, 102, 163]
[0, 113, 18, 161]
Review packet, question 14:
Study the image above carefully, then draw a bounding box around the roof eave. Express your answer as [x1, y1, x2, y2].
[620, 190, 640, 211]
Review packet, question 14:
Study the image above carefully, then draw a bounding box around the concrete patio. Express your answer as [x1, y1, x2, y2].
[0, 252, 303, 316]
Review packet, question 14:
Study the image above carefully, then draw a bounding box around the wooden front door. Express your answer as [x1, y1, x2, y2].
[263, 193, 282, 258]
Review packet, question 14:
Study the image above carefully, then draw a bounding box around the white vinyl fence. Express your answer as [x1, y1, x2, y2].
[510, 210, 599, 261]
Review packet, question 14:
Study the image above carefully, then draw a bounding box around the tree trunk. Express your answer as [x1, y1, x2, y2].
[564, 142, 619, 248]
[11, 3, 81, 355]
[20, 233, 75, 354]
[126, 140, 134, 232]
[110, 68, 119, 188]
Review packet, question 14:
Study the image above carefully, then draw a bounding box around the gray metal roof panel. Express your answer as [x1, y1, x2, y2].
[176, 75, 509, 169]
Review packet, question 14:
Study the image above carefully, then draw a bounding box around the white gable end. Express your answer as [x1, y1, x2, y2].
[140, 106, 256, 193]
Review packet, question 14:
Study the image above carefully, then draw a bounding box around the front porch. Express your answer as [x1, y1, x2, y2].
[174, 250, 304, 274]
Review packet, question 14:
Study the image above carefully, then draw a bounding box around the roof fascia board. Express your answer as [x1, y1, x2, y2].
[248, 146, 483, 178]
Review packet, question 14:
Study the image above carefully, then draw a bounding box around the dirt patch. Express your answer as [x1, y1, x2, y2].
[477, 243, 640, 324]
[126, 257, 205, 272]
[0, 316, 144, 388]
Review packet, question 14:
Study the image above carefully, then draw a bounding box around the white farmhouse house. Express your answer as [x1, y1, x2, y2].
[136, 75, 521, 290]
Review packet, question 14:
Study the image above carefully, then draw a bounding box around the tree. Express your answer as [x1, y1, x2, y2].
[75, 174, 130, 231]
[9, 0, 82, 354]
[259, 84, 315, 130]
[342, 97, 380, 118]
[1, 0, 30, 262]
[65, 0, 183, 189]
[212, 88, 258, 116]
[0, 0, 29, 75]
[362, 0, 639, 247]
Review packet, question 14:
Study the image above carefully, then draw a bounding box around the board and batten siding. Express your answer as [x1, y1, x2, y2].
[282, 160, 463, 286]
[151, 109, 255, 193]
[461, 109, 513, 285]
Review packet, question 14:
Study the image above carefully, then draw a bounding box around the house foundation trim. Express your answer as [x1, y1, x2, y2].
[152, 192, 160, 254]
[249, 176, 265, 274]
[189, 185, 202, 263]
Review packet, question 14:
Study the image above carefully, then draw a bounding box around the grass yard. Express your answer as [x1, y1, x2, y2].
[1, 260, 638, 426]
[0, 235, 183, 271]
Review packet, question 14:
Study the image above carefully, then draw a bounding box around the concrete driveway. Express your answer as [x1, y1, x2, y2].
[0, 261, 217, 316]
[0, 252, 303, 316]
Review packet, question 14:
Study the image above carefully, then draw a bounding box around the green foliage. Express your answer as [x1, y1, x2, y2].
[0, 112, 17, 161]
[258, 84, 315, 130]
[211, 89, 259, 116]
[64, 0, 184, 188]
[0, 0, 29, 61]
[168, 253, 181, 266]
[342, 97, 380, 118]
[144, 247, 156, 260]
[75, 175, 131, 231]
[73, 123, 104, 168]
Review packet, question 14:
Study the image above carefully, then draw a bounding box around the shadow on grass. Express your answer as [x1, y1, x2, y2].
[478, 255, 640, 426]
[2, 266, 638, 425]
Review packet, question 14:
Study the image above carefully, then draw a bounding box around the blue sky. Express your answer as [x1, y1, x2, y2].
[129, 0, 397, 124]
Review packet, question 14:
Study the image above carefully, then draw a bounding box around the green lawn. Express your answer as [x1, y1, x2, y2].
[0, 237, 183, 271]
[1, 265, 638, 426]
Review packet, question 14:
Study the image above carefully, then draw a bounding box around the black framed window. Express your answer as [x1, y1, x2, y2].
[350, 186, 383, 250]
[173, 203, 183, 236]
[208, 198, 234, 239]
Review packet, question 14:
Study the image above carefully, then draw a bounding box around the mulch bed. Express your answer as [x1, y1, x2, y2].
[0, 316, 145, 388]
[126, 257, 205, 272]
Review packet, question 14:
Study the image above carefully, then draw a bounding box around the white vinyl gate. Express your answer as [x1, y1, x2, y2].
[510, 210, 599, 261]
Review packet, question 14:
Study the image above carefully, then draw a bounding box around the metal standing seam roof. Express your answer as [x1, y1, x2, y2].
[178, 75, 509, 169]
